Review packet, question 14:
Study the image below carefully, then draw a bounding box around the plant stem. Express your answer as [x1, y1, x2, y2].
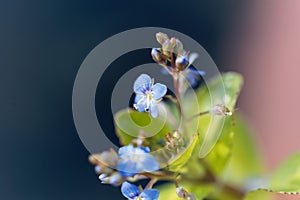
[145, 178, 158, 189]
[173, 74, 183, 119]
[187, 110, 210, 122]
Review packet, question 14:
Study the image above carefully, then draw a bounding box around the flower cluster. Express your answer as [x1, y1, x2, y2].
[89, 145, 160, 199]
[152, 32, 205, 88]
[88, 32, 235, 200]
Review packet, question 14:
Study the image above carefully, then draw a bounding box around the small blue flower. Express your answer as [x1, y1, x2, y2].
[121, 181, 160, 200]
[133, 74, 167, 118]
[117, 145, 160, 177]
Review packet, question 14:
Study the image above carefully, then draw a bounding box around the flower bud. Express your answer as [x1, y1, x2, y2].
[151, 48, 167, 64]
[176, 187, 196, 200]
[99, 173, 109, 182]
[99, 172, 123, 186]
[94, 165, 103, 174]
[175, 55, 189, 71]
[156, 32, 169, 45]
[174, 39, 184, 55]
[108, 173, 123, 186]
[211, 104, 232, 116]
[176, 187, 189, 198]
[162, 38, 176, 57]
[89, 149, 118, 168]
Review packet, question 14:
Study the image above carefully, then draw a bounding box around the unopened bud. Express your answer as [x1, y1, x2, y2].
[151, 48, 167, 64]
[162, 39, 176, 57]
[99, 172, 123, 186]
[176, 187, 196, 200]
[174, 39, 184, 55]
[211, 104, 232, 116]
[99, 173, 109, 182]
[108, 173, 122, 186]
[94, 165, 103, 174]
[156, 32, 169, 45]
[175, 55, 189, 71]
[176, 187, 189, 198]
[89, 148, 118, 168]
[186, 193, 196, 200]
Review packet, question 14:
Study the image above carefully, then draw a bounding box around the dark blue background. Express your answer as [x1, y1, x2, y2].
[0, 0, 246, 199]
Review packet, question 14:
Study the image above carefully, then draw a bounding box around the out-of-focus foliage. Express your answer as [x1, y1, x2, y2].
[270, 152, 300, 193]
[110, 72, 300, 199]
[115, 109, 173, 149]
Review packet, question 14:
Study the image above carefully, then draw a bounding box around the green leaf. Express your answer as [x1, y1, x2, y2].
[222, 114, 264, 187]
[183, 72, 244, 158]
[114, 109, 173, 149]
[180, 72, 244, 178]
[243, 188, 300, 200]
[243, 189, 272, 200]
[270, 152, 300, 193]
[167, 134, 199, 172]
[157, 184, 179, 200]
[202, 117, 234, 176]
[157, 183, 214, 200]
[198, 72, 243, 158]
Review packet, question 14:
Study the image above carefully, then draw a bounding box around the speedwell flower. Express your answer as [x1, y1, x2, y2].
[133, 74, 167, 118]
[117, 145, 160, 177]
[121, 181, 160, 200]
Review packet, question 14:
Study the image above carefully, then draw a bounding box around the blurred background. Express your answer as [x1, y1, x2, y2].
[1, 0, 299, 199]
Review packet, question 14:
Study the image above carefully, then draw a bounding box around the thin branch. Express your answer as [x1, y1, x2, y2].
[145, 178, 158, 189]
[187, 110, 210, 122]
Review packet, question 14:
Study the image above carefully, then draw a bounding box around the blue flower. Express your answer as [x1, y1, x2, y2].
[117, 145, 160, 177]
[133, 74, 167, 118]
[121, 181, 160, 200]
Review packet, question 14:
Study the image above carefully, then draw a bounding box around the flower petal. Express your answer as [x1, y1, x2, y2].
[134, 94, 147, 112]
[133, 74, 152, 94]
[109, 173, 122, 186]
[187, 67, 206, 76]
[149, 103, 158, 118]
[121, 181, 140, 199]
[188, 52, 199, 66]
[185, 68, 205, 87]
[140, 189, 160, 200]
[117, 161, 138, 177]
[152, 83, 167, 100]
[118, 145, 135, 158]
[138, 146, 150, 153]
[139, 153, 160, 172]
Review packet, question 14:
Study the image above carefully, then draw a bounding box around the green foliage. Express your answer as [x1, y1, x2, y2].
[157, 183, 215, 200]
[113, 72, 300, 199]
[114, 109, 173, 149]
[183, 72, 243, 159]
[270, 152, 300, 193]
[202, 117, 234, 176]
[167, 134, 199, 172]
[243, 190, 272, 200]
[91, 32, 300, 200]
[221, 115, 264, 186]
[180, 73, 244, 178]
